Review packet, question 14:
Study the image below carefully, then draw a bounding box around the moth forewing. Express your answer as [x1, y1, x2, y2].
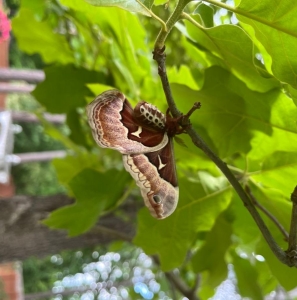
[87, 90, 168, 154]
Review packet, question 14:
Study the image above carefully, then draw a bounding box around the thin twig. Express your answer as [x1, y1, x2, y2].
[245, 185, 289, 242]
[153, 49, 296, 267]
[152, 255, 199, 300]
[154, 0, 191, 50]
[287, 186, 297, 261]
[135, 0, 167, 31]
[153, 47, 181, 117]
[189, 274, 201, 299]
[165, 272, 200, 300]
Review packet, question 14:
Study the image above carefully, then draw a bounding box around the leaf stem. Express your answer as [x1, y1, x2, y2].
[202, 0, 297, 38]
[153, 49, 297, 267]
[154, 0, 191, 50]
[135, 0, 167, 31]
[181, 12, 204, 29]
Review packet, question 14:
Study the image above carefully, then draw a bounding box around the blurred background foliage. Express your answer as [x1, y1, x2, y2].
[5, 0, 297, 299]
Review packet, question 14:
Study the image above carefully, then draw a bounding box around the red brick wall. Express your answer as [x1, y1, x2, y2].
[0, 263, 23, 300]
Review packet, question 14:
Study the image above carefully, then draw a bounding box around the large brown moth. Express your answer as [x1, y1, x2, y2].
[87, 89, 180, 219]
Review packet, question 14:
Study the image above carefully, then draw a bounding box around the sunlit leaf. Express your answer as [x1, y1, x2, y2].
[193, 3, 214, 28]
[232, 253, 263, 300]
[134, 176, 232, 271]
[12, 9, 74, 64]
[85, 0, 152, 16]
[236, 0, 297, 88]
[185, 22, 279, 92]
[251, 151, 297, 198]
[172, 67, 297, 159]
[191, 215, 232, 287]
[257, 235, 297, 291]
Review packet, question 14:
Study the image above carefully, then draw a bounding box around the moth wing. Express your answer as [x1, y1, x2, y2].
[122, 139, 178, 219]
[87, 90, 168, 154]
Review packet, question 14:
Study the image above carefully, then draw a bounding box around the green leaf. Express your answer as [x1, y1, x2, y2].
[232, 253, 263, 300]
[43, 168, 129, 236]
[236, 0, 297, 88]
[53, 152, 104, 187]
[87, 84, 116, 100]
[168, 65, 200, 90]
[66, 109, 90, 148]
[257, 235, 297, 291]
[254, 259, 278, 295]
[193, 3, 214, 28]
[185, 23, 279, 92]
[174, 135, 217, 174]
[60, 1, 151, 97]
[154, 0, 167, 5]
[12, 8, 74, 64]
[134, 176, 232, 271]
[22, 0, 46, 16]
[286, 85, 297, 106]
[36, 113, 81, 152]
[248, 187, 291, 241]
[231, 194, 260, 247]
[191, 215, 232, 287]
[172, 67, 297, 159]
[32, 65, 105, 113]
[251, 151, 297, 198]
[85, 0, 152, 16]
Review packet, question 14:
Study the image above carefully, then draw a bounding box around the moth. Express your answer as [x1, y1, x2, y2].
[87, 90, 183, 219]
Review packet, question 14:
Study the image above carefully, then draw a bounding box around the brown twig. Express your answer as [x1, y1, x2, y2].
[245, 185, 289, 241]
[153, 48, 297, 267]
[164, 272, 200, 300]
[152, 256, 199, 300]
[287, 186, 297, 261]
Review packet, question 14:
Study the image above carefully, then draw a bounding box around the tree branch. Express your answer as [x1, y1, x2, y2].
[165, 272, 199, 300]
[153, 49, 296, 267]
[0, 195, 137, 263]
[245, 185, 289, 242]
[152, 255, 199, 300]
[287, 186, 297, 260]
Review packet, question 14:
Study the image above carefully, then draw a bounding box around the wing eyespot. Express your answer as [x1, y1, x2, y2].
[153, 194, 162, 204]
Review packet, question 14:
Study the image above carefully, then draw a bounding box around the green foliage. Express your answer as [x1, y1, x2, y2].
[32, 65, 107, 113]
[191, 214, 232, 287]
[11, 0, 297, 298]
[232, 252, 263, 300]
[23, 244, 173, 299]
[236, 0, 297, 88]
[7, 94, 66, 195]
[134, 176, 232, 271]
[85, 0, 153, 15]
[44, 168, 130, 236]
[23, 246, 109, 294]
